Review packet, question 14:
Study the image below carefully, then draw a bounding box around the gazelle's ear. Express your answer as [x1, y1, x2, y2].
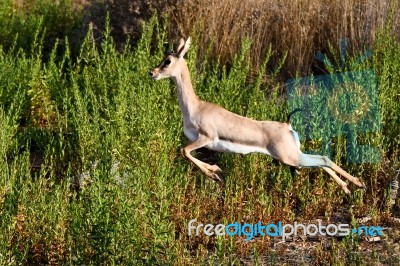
[177, 37, 191, 58]
[176, 38, 185, 53]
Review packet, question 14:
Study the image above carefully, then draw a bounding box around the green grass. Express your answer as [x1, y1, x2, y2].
[0, 5, 399, 266]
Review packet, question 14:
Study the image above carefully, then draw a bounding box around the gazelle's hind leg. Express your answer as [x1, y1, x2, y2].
[322, 167, 351, 194]
[330, 162, 365, 188]
[298, 153, 365, 191]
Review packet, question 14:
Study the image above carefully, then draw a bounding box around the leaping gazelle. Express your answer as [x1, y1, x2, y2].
[149, 37, 365, 194]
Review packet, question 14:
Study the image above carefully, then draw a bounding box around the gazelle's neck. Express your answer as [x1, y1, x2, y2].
[172, 62, 200, 117]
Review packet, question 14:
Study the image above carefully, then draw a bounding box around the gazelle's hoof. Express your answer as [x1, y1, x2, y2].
[205, 165, 225, 183]
[211, 169, 225, 182]
[342, 186, 351, 195]
[211, 173, 223, 182]
[350, 177, 366, 188]
[209, 164, 223, 173]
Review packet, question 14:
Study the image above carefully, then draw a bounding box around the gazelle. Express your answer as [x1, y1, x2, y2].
[149, 37, 365, 194]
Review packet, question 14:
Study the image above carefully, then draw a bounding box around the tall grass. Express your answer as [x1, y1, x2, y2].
[0, 1, 399, 265]
[170, 0, 400, 78]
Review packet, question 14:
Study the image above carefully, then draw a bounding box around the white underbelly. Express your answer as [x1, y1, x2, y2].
[183, 124, 270, 155]
[206, 139, 270, 155]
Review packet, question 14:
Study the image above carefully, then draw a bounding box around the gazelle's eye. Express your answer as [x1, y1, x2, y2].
[164, 59, 171, 66]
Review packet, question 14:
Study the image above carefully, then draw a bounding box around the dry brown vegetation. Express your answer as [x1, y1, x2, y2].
[78, 0, 400, 78]
[170, 0, 399, 77]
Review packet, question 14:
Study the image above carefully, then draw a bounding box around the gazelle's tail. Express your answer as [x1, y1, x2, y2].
[287, 108, 303, 123]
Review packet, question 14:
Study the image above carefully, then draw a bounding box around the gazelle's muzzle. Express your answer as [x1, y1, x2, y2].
[149, 69, 159, 80]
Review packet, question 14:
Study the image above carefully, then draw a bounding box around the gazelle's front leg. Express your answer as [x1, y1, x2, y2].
[181, 135, 224, 182]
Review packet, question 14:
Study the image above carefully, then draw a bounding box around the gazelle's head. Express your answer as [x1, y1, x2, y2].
[149, 37, 191, 80]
